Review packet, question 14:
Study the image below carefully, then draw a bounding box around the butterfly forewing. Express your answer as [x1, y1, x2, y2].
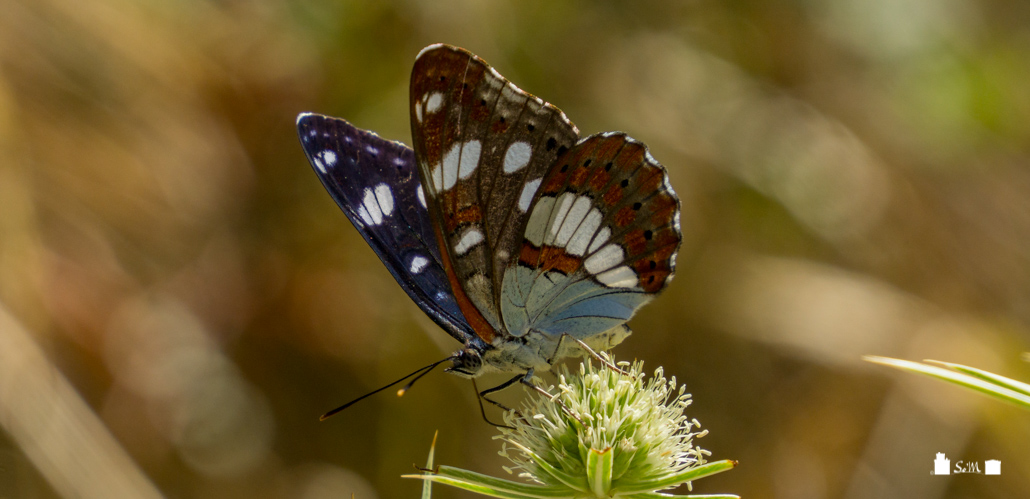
[409, 44, 579, 343]
[500, 132, 682, 340]
[296, 113, 478, 345]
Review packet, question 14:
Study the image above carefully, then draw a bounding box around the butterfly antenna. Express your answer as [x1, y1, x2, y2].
[320, 355, 456, 421]
[397, 359, 446, 396]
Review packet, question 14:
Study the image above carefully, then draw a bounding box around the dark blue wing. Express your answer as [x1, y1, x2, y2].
[296, 113, 477, 345]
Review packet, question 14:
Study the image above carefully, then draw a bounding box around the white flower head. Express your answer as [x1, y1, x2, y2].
[407, 356, 737, 498]
[496, 357, 716, 496]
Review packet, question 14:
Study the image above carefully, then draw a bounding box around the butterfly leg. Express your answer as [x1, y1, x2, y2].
[546, 333, 629, 376]
[473, 377, 521, 429]
[475, 370, 585, 427]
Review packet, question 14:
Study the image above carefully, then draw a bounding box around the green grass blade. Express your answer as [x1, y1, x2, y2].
[407, 474, 548, 499]
[403, 465, 571, 498]
[923, 360, 1030, 396]
[864, 356, 1030, 410]
[420, 431, 438, 499]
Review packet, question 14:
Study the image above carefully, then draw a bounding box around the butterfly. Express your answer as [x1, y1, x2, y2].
[297, 43, 680, 386]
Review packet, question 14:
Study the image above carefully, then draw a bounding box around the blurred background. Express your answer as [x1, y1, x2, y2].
[1, 0, 1029, 497]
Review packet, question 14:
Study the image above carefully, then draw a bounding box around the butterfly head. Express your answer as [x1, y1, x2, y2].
[444, 346, 485, 378]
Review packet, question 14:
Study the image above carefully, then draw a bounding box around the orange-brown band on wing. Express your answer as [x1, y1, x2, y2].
[519, 243, 583, 275]
[433, 230, 497, 344]
[443, 201, 484, 233]
[428, 183, 497, 343]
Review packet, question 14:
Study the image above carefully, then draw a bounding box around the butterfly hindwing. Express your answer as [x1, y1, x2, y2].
[409, 44, 580, 343]
[500, 132, 681, 340]
[296, 113, 478, 346]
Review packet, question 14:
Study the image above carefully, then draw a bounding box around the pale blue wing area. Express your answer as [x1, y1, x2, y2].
[500, 266, 651, 339]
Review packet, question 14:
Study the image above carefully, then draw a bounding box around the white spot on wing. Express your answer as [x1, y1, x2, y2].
[588, 226, 611, 253]
[321, 150, 336, 168]
[454, 228, 484, 255]
[555, 196, 592, 246]
[584, 243, 624, 274]
[357, 206, 373, 226]
[431, 163, 443, 191]
[518, 178, 542, 212]
[566, 208, 603, 256]
[409, 255, 429, 274]
[596, 265, 637, 288]
[525, 195, 555, 246]
[425, 92, 443, 113]
[441, 143, 460, 190]
[415, 101, 423, 123]
[416, 185, 427, 208]
[374, 183, 394, 217]
[312, 157, 325, 174]
[547, 193, 576, 244]
[465, 274, 496, 327]
[458, 140, 481, 180]
[361, 188, 384, 225]
[365, 145, 379, 155]
[503, 142, 532, 173]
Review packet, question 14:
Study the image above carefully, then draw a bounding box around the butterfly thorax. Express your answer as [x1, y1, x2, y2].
[446, 324, 632, 378]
